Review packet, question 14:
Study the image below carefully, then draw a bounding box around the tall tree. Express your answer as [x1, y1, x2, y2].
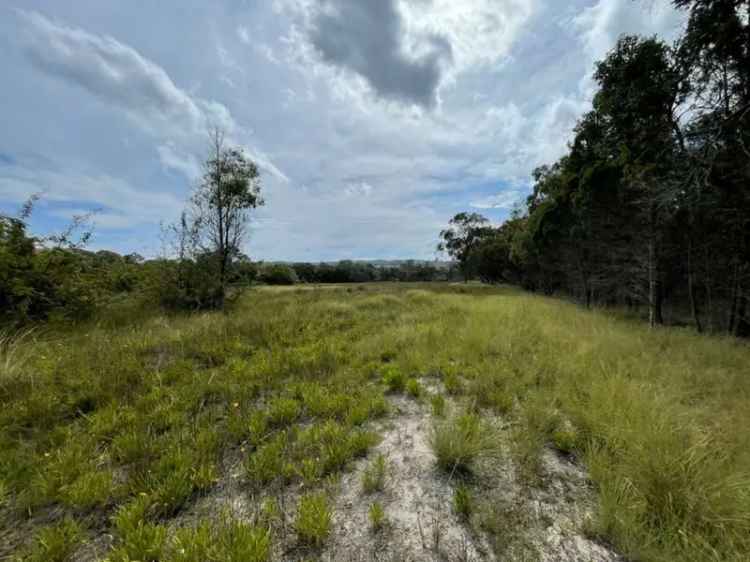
[437, 212, 491, 282]
[192, 128, 264, 305]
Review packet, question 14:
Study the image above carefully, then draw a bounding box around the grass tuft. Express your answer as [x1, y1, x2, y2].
[431, 411, 498, 475]
[295, 491, 332, 547]
[361, 453, 387, 494]
[368, 501, 386, 532]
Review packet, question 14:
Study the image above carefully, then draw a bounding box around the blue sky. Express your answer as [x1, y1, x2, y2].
[0, 0, 686, 261]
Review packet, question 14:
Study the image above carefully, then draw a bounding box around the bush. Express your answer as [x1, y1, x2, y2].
[147, 257, 225, 311]
[259, 264, 298, 285]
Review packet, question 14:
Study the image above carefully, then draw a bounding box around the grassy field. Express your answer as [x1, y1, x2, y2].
[1, 283, 749, 561]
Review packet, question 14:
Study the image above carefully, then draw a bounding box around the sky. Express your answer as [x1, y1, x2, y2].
[0, 0, 686, 261]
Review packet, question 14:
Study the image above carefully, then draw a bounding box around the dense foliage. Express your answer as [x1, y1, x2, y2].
[458, 0, 750, 334]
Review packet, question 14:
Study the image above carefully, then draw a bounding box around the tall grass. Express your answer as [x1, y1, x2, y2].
[1, 283, 749, 561]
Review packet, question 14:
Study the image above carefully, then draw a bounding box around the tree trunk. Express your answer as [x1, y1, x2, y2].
[648, 236, 663, 327]
[687, 236, 702, 333]
[735, 287, 749, 337]
[728, 261, 740, 334]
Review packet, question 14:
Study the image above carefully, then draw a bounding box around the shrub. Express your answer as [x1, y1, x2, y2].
[259, 264, 298, 285]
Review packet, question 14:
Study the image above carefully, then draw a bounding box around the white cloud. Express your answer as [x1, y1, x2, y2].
[237, 26, 251, 45]
[0, 165, 184, 229]
[470, 189, 524, 210]
[399, 0, 536, 74]
[17, 10, 286, 182]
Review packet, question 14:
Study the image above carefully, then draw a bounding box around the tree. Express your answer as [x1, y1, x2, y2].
[192, 128, 264, 306]
[437, 213, 491, 282]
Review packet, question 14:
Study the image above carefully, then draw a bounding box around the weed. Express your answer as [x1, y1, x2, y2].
[295, 491, 332, 547]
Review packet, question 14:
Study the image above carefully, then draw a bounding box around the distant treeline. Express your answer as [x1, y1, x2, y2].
[441, 0, 749, 335]
[0, 212, 456, 325]
[284, 261, 456, 284]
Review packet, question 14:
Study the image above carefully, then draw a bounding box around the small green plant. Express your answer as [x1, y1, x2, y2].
[267, 397, 301, 427]
[431, 412, 497, 474]
[245, 434, 285, 487]
[59, 469, 115, 509]
[295, 491, 332, 547]
[368, 501, 386, 532]
[381, 364, 405, 392]
[168, 516, 271, 562]
[443, 371, 462, 395]
[551, 423, 578, 455]
[406, 378, 422, 398]
[453, 483, 473, 520]
[111, 497, 167, 562]
[21, 518, 83, 562]
[361, 453, 387, 494]
[430, 393, 446, 417]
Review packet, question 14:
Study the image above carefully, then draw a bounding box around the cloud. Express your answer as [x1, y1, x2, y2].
[400, 0, 536, 74]
[17, 10, 231, 138]
[0, 163, 184, 229]
[470, 189, 524, 210]
[237, 25, 251, 45]
[303, 0, 452, 108]
[16, 10, 287, 182]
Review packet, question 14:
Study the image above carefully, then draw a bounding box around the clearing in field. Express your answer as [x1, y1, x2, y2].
[1, 284, 749, 561]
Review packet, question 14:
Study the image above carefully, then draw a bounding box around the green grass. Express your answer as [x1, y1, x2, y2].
[368, 501, 386, 532]
[453, 483, 473, 520]
[361, 453, 387, 494]
[16, 518, 83, 562]
[1, 283, 749, 561]
[431, 411, 498, 475]
[295, 491, 332, 547]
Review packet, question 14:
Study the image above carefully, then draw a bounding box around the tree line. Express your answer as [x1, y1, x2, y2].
[440, 0, 749, 334]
